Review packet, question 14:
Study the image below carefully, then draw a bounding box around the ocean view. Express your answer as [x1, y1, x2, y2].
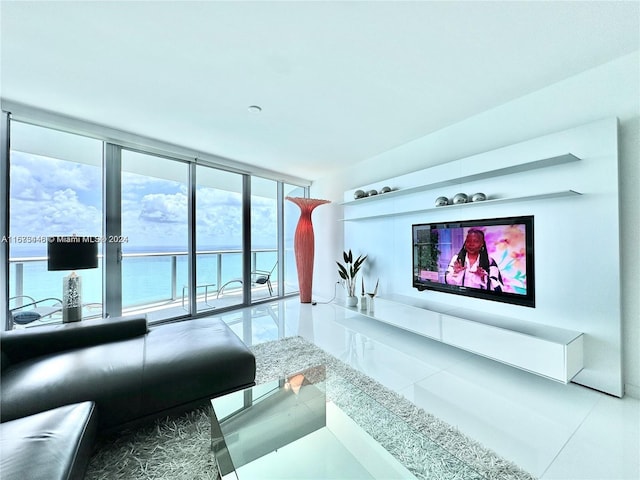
[9, 244, 277, 308]
[7, 140, 289, 314]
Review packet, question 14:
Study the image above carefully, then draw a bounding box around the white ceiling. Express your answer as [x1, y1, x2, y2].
[1, 1, 638, 182]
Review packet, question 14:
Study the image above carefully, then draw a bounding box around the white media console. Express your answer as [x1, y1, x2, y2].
[338, 295, 584, 384]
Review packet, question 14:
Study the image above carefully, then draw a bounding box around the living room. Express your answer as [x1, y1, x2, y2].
[1, 1, 639, 480]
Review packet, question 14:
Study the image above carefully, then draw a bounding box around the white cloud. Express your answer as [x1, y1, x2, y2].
[14, 152, 98, 192]
[11, 188, 101, 238]
[9, 164, 52, 201]
[139, 192, 188, 224]
[10, 152, 278, 252]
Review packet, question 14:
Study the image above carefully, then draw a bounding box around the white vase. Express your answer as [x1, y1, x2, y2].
[360, 295, 368, 311]
[346, 296, 358, 307]
[367, 296, 375, 315]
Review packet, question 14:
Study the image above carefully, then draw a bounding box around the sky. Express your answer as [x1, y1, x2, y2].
[8, 151, 279, 256]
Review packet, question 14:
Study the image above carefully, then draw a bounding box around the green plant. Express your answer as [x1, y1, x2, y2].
[336, 249, 367, 297]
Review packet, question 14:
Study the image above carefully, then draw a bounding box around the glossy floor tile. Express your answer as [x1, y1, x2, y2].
[214, 298, 640, 480]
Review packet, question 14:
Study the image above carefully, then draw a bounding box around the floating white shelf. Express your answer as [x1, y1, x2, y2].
[340, 189, 582, 222]
[341, 153, 580, 206]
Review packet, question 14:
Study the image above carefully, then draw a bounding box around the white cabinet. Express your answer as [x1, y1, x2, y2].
[339, 297, 584, 384]
[353, 299, 442, 340]
[440, 313, 583, 383]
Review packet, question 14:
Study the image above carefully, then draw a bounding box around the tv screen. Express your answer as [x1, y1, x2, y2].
[412, 215, 535, 307]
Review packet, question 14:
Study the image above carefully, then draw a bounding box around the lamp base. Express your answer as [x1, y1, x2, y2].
[62, 272, 83, 323]
[63, 305, 82, 323]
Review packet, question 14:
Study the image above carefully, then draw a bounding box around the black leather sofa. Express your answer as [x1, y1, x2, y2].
[0, 402, 98, 480]
[0, 315, 256, 479]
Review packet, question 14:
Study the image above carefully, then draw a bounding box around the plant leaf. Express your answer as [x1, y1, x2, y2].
[353, 255, 367, 272]
[336, 262, 348, 280]
[343, 251, 349, 263]
[356, 255, 367, 266]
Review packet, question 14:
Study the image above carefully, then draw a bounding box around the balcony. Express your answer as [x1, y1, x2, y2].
[8, 248, 282, 329]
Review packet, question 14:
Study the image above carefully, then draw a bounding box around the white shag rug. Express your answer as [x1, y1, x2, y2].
[86, 336, 536, 480]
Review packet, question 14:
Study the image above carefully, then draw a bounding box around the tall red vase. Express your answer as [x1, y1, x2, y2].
[286, 197, 330, 303]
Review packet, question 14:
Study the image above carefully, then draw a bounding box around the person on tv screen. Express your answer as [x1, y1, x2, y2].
[445, 228, 503, 291]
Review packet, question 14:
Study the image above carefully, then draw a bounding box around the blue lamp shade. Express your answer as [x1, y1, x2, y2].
[47, 237, 99, 271]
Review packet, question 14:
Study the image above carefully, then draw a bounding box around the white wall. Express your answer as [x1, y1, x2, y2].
[311, 52, 639, 398]
[343, 118, 621, 395]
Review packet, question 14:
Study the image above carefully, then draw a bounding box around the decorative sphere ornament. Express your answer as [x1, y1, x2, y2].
[471, 192, 487, 202]
[353, 189, 365, 199]
[452, 193, 468, 204]
[435, 196, 449, 207]
[367, 189, 378, 196]
[380, 186, 392, 194]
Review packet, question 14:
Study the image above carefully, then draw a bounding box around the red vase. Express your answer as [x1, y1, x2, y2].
[286, 197, 330, 303]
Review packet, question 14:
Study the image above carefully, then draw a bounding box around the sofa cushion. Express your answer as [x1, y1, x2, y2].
[141, 317, 256, 415]
[0, 401, 98, 480]
[11, 310, 42, 325]
[1, 350, 9, 372]
[0, 336, 145, 427]
[0, 315, 148, 365]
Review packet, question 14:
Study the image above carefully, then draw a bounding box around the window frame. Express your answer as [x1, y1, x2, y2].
[1, 110, 309, 328]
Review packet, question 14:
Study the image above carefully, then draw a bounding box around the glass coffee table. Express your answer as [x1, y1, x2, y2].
[211, 366, 484, 480]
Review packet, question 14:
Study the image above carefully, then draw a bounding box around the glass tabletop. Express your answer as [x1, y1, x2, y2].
[210, 366, 485, 480]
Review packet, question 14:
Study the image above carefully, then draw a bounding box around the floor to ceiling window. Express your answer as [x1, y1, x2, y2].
[3, 114, 307, 328]
[7, 121, 104, 327]
[121, 150, 189, 322]
[195, 165, 244, 312]
[251, 177, 278, 303]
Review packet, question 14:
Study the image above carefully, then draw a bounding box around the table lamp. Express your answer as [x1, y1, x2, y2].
[47, 236, 98, 323]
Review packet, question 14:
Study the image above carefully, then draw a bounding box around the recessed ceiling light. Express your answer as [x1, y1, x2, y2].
[248, 105, 262, 113]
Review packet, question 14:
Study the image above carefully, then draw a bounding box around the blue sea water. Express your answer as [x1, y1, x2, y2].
[9, 245, 277, 308]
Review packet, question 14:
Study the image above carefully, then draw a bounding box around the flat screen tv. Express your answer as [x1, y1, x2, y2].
[412, 215, 535, 307]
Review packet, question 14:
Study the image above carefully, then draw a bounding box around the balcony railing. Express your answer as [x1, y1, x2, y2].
[8, 248, 279, 325]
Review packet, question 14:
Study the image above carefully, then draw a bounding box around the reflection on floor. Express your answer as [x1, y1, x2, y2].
[209, 298, 639, 480]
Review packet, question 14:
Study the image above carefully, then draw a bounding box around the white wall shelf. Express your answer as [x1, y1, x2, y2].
[336, 297, 584, 384]
[341, 153, 580, 206]
[340, 190, 582, 222]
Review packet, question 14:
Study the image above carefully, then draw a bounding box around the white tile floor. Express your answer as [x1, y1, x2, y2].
[213, 298, 640, 480]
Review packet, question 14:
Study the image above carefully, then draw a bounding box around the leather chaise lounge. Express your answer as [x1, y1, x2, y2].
[0, 315, 256, 479]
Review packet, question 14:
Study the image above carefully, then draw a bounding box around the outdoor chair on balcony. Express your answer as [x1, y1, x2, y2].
[181, 283, 217, 310]
[217, 262, 277, 299]
[9, 296, 63, 328]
